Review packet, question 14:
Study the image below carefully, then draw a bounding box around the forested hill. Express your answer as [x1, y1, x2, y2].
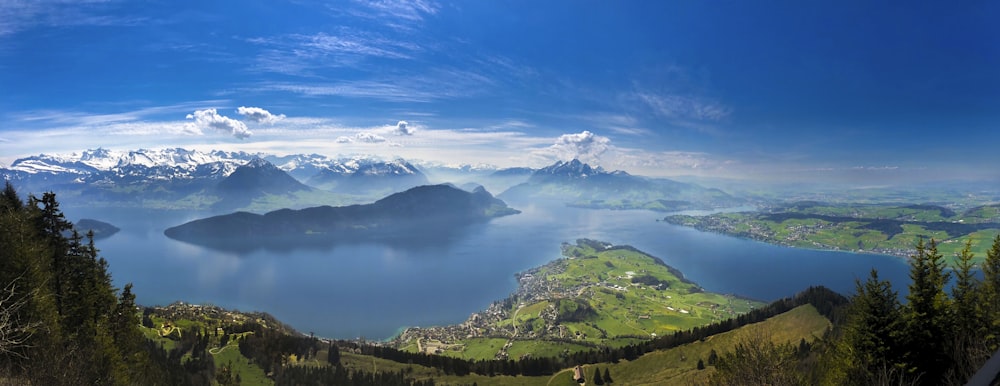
[164, 184, 519, 248]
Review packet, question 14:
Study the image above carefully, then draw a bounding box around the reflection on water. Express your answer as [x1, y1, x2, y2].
[65, 204, 909, 340]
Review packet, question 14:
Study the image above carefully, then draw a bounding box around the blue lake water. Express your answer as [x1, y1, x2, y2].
[65, 203, 911, 340]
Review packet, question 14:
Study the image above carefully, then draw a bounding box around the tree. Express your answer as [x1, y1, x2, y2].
[592, 366, 604, 385]
[981, 235, 1000, 349]
[328, 342, 340, 365]
[697, 358, 706, 370]
[709, 327, 802, 386]
[903, 238, 953, 384]
[0, 277, 39, 358]
[839, 269, 907, 384]
[947, 239, 990, 383]
[603, 367, 613, 384]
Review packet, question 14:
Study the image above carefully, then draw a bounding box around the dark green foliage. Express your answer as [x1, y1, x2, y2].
[0, 186, 192, 384]
[603, 367, 612, 383]
[982, 235, 1000, 348]
[840, 269, 907, 384]
[555, 299, 596, 322]
[697, 359, 705, 370]
[275, 364, 437, 386]
[903, 238, 953, 384]
[815, 235, 1000, 385]
[629, 274, 670, 289]
[592, 366, 604, 384]
[328, 341, 341, 365]
[709, 329, 803, 386]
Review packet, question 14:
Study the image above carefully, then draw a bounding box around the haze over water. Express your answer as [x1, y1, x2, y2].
[68, 203, 910, 340]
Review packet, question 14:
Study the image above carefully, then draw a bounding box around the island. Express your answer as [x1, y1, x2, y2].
[73, 218, 120, 240]
[164, 184, 519, 250]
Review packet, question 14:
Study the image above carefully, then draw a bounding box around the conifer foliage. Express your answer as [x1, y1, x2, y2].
[0, 184, 176, 384]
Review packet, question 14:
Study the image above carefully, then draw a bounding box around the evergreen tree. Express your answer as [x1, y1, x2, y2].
[904, 238, 953, 385]
[982, 235, 1000, 349]
[697, 358, 705, 370]
[948, 239, 991, 383]
[840, 269, 906, 384]
[328, 342, 341, 365]
[603, 367, 612, 383]
[592, 367, 604, 385]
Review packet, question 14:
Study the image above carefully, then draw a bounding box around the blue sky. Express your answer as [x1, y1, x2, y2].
[1, 1, 998, 184]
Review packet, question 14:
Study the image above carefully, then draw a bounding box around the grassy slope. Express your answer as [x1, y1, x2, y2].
[142, 300, 829, 385]
[422, 241, 763, 361]
[140, 307, 275, 386]
[602, 304, 830, 386]
[418, 304, 830, 385]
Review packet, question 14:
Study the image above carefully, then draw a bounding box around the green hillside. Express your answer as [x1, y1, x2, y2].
[664, 202, 1000, 263]
[393, 239, 764, 361]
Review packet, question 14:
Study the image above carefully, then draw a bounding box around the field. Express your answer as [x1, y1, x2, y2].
[665, 202, 1000, 264]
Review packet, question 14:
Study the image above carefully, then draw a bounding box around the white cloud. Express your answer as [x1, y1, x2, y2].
[633, 92, 730, 122]
[246, 29, 422, 76]
[0, 0, 147, 37]
[253, 69, 492, 102]
[532, 131, 611, 165]
[336, 132, 388, 143]
[393, 120, 415, 135]
[350, 0, 439, 22]
[236, 106, 285, 124]
[185, 109, 252, 139]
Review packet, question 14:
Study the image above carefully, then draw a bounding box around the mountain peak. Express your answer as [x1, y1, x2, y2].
[534, 159, 608, 179]
[243, 157, 276, 170]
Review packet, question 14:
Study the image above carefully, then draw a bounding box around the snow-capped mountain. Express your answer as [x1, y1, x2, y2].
[499, 159, 741, 211]
[307, 157, 428, 193]
[0, 148, 437, 199]
[530, 159, 616, 181]
[3, 148, 260, 183]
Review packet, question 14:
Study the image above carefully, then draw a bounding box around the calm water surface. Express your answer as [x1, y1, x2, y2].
[65, 203, 910, 339]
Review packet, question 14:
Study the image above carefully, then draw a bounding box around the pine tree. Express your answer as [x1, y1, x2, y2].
[328, 342, 341, 365]
[947, 239, 992, 384]
[592, 367, 604, 385]
[982, 235, 1000, 349]
[841, 269, 906, 384]
[603, 367, 613, 384]
[904, 238, 953, 385]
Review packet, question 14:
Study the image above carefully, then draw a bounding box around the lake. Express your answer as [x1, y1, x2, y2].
[64, 202, 912, 340]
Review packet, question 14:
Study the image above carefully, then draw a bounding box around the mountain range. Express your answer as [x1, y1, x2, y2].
[0, 148, 435, 210]
[499, 159, 743, 211]
[2, 148, 743, 213]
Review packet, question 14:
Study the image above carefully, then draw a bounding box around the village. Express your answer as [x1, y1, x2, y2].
[390, 242, 757, 361]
